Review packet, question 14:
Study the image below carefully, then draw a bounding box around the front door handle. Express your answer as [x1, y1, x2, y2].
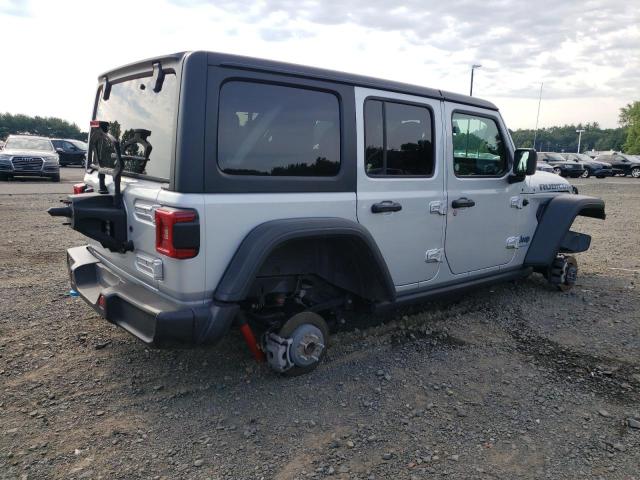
[451, 197, 475, 209]
[371, 200, 402, 213]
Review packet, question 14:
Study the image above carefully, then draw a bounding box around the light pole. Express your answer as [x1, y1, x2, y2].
[576, 129, 585, 153]
[533, 82, 543, 150]
[470, 64, 482, 96]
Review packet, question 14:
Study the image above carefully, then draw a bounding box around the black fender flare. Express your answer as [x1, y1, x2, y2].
[214, 217, 396, 303]
[524, 194, 605, 268]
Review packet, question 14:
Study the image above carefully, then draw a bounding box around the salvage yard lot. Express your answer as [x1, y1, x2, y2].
[1, 179, 639, 480]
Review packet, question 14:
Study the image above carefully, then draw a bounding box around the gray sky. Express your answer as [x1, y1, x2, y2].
[1, 0, 638, 130]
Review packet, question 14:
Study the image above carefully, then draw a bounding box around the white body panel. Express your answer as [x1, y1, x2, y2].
[83, 96, 574, 306]
[84, 172, 207, 305]
[442, 103, 523, 276]
[354, 87, 446, 288]
[201, 193, 357, 297]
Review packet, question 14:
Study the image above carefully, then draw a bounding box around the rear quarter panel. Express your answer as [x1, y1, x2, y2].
[202, 193, 357, 298]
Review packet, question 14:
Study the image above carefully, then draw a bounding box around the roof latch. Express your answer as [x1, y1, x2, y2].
[101, 76, 111, 101]
[151, 62, 166, 93]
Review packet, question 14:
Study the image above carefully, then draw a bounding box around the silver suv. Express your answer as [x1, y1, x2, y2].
[49, 51, 605, 375]
[0, 135, 60, 182]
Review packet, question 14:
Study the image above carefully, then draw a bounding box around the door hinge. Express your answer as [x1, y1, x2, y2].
[429, 200, 447, 215]
[425, 248, 444, 263]
[510, 196, 529, 209]
[505, 236, 521, 249]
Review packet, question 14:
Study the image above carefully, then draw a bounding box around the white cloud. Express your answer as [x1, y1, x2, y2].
[0, 0, 637, 130]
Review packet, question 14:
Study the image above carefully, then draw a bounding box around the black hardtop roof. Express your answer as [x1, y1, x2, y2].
[99, 51, 498, 111]
[209, 51, 498, 111]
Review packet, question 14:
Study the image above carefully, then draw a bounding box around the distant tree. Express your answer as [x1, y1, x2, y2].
[620, 101, 640, 154]
[0, 112, 87, 141]
[510, 123, 627, 153]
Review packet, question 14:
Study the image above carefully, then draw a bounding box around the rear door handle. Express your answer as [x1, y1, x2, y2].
[451, 197, 475, 209]
[371, 201, 402, 213]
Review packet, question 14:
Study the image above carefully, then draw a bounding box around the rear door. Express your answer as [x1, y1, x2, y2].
[84, 66, 206, 303]
[355, 88, 445, 290]
[443, 104, 521, 275]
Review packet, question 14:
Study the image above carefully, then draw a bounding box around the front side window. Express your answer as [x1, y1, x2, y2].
[218, 81, 340, 176]
[452, 113, 507, 176]
[364, 99, 434, 176]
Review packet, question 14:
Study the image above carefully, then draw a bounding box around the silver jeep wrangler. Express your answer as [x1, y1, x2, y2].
[49, 51, 605, 375]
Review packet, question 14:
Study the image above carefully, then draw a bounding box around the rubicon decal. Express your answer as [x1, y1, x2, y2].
[538, 183, 572, 192]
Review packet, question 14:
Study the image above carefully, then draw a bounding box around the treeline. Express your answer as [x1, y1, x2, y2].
[510, 123, 627, 153]
[0, 113, 87, 141]
[1, 110, 636, 155]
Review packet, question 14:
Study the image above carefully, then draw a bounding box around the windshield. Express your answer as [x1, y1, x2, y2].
[92, 72, 178, 180]
[575, 154, 592, 162]
[545, 153, 565, 161]
[69, 139, 88, 150]
[5, 137, 54, 152]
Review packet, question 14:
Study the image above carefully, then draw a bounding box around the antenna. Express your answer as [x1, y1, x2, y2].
[532, 82, 543, 150]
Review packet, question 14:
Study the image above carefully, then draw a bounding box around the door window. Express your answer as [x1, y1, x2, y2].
[452, 113, 507, 177]
[364, 99, 434, 177]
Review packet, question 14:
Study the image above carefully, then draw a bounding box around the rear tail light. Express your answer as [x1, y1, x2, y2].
[73, 183, 93, 194]
[155, 207, 200, 259]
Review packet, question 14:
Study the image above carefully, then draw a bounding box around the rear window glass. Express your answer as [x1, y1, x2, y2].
[218, 81, 340, 176]
[92, 73, 178, 180]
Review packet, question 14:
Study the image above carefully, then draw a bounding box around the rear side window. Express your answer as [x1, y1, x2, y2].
[364, 99, 434, 176]
[218, 81, 340, 176]
[452, 112, 507, 177]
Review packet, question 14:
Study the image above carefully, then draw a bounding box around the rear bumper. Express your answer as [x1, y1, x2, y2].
[67, 245, 238, 347]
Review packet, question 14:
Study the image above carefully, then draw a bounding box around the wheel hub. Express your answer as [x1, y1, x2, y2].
[289, 325, 325, 367]
[564, 262, 578, 285]
[263, 323, 326, 372]
[549, 254, 578, 291]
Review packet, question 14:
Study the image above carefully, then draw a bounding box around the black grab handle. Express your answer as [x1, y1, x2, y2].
[371, 201, 403, 213]
[451, 197, 476, 208]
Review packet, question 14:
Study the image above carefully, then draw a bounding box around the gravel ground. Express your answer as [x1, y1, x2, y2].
[1, 178, 639, 480]
[0, 167, 84, 195]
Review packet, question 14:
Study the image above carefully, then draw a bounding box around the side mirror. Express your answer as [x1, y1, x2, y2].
[56, 147, 64, 153]
[509, 148, 537, 183]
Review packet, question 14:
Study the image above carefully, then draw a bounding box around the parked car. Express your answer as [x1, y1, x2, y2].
[48, 51, 605, 376]
[51, 138, 86, 166]
[595, 153, 640, 178]
[536, 162, 554, 173]
[0, 135, 60, 181]
[561, 153, 614, 178]
[537, 152, 586, 177]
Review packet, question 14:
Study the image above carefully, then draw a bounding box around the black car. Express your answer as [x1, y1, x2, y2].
[51, 138, 86, 166]
[561, 153, 614, 178]
[595, 153, 640, 178]
[537, 152, 586, 178]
